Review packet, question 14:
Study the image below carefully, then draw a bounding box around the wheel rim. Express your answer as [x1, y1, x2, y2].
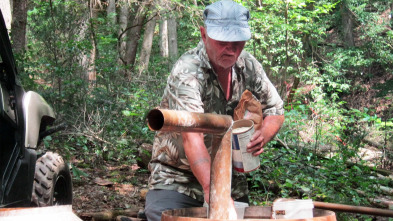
[53, 174, 70, 205]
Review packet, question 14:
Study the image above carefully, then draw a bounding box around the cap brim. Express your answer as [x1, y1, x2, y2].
[206, 26, 251, 42]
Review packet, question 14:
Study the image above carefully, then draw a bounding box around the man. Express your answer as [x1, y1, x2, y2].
[144, 1, 284, 220]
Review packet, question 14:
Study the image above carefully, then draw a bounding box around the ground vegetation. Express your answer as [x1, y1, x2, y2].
[2, 0, 393, 220]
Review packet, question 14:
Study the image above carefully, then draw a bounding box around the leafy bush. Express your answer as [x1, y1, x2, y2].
[14, 1, 392, 218]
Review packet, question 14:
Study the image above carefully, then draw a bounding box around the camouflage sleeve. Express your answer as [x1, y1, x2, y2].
[162, 54, 204, 113]
[243, 53, 284, 116]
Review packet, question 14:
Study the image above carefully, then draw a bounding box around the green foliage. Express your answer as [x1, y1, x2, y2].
[71, 163, 89, 180]
[244, 0, 338, 83]
[20, 0, 165, 165]
[249, 101, 392, 209]
[15, 0, 393, 218]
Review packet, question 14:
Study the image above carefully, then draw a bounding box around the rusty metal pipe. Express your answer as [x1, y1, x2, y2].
[147, 109, 235, 219]
[314, 201, 393, 217]
[208, 129, 234, 219]
[147, 109, 233, 134]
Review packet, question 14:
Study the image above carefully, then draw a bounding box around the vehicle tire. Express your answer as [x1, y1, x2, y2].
[31, 152, 73, 206]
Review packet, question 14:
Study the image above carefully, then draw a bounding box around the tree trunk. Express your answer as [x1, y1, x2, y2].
[80, 2, 92, 83]
[391, 3, 393, 29]
[118, 0, 129, 60]
[159, 19, 168, 58]
[0, 0, 12, 30]
[167, 14, 178, 68]
[107, 0, 116, 25]
[158, 0, 170, 72]
[11, 0, 27, 54]
[287, 1, 314, 105]
[341, 3, 354, 48]
[124, 2, 147, 79]
[279, 0, 289, 99]
[88, 0, 99, 86]
[138, 5, 157, 75]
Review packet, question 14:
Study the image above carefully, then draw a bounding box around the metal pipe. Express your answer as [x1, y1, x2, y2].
[314, 201, 393, 217]
[208, 129, 234, 219]
[147, 109, 235, 219]
[147, 109, 233, 134]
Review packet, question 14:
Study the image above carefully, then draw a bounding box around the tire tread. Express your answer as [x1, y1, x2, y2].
[31, 152, 72, 207]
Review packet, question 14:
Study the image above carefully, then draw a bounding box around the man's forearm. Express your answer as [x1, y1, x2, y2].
[182, 132, 211, 202]
[260, 114, 285, 143]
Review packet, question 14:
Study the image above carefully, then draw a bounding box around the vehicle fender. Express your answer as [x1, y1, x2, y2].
[23, 91, 55, 149]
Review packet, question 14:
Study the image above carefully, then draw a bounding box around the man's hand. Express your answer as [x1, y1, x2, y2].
[246, 115, 284, 156]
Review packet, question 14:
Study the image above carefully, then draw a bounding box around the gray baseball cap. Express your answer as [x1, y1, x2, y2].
[203, 0, 251, 42]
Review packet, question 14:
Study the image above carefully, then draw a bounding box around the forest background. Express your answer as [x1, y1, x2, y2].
[1, 0, 393, 220]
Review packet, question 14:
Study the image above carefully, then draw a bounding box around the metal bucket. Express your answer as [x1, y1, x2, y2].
[162, 206, 336, 221]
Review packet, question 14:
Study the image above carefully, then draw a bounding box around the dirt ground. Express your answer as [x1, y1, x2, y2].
[72, 161, 149, 220]
[70, 151, 393, 221]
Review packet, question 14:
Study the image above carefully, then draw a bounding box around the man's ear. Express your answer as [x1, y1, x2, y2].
[200, 26, 207, 43]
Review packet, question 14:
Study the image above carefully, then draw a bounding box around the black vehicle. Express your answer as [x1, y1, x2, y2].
[0, 9, 72, 208]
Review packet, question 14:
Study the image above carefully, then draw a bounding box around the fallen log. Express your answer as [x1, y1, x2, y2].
[374, 185, 393, 196]
[362, 138, 384, 149]
[78, 208, 140, 221]
[280, 141, 393, 177]
[116, 216, 144, 221]
[370, 198, 393, 209]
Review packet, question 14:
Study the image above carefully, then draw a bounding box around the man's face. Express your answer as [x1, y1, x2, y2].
[200, 27, 246, 71]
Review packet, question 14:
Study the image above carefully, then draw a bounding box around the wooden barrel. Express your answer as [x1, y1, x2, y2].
[162, 206, 336, 221]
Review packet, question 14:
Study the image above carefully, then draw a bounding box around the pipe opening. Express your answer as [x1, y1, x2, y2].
[147, 109, 164, 131]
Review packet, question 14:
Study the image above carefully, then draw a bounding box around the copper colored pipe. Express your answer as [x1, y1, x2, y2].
[147, 109, 235, 219]
[208, 129, 234, 219]
[147, 109, 233, 134]
[314, 201, 393, 217]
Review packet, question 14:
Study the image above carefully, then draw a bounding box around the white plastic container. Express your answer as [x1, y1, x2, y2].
[272, 199, 314, 219]
[234, 201, 249, 219]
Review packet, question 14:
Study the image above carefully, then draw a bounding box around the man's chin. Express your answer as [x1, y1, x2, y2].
[217, 60, 236, 69]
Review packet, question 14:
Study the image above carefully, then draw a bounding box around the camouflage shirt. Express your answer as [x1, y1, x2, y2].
[148, 41, 284, 203]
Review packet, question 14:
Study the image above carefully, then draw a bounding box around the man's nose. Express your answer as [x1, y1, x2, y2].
[225, 43, 237, 52]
